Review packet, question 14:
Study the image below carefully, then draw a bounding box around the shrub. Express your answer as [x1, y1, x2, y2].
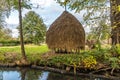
[82, 55, 97, 69]
[0, 40, 20, 46]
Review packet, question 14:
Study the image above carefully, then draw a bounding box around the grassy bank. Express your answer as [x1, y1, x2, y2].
[0, 44, 50, 63]
[0, 44, 120, 76]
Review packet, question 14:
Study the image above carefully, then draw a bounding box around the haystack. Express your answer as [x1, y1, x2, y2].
[46, 11, 85, 53]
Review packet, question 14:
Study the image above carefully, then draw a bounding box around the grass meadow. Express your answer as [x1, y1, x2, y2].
[0, 44, 50, 63]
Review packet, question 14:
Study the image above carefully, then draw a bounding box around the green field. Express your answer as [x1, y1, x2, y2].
[0, 44, 50, 63]
[0, 44, 49, 53]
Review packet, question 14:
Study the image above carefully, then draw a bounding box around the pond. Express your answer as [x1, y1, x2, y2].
[0, 68, 110, 80]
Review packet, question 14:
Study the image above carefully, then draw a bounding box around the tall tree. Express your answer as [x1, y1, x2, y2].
[20, 11, 46, 45]
[18, 0, 27, 61]
[0, 0, 32, 61]
[110, 0, 120, 44]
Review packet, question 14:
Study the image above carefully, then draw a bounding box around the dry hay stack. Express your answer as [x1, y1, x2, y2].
[46, 11, 85, 53]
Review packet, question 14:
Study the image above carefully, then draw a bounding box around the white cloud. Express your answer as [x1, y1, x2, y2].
[12, 29, 19, 38]
[5, 11, 19, 24]
[31, 0, 55, 7]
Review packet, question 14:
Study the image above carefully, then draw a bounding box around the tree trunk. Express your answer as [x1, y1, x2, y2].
[110, 0, 120, 45]
[18, 0, 26, 60]
[20, 69, 27, 80]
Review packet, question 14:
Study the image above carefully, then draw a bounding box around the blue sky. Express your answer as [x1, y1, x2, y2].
[5, 0, 88, 38]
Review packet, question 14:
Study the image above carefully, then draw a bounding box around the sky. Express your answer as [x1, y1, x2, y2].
[5, 0, 88, 38]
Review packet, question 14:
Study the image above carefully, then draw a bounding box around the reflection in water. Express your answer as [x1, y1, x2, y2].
[40, 72, 49, 80]
[0, 68, 110, 80]
[3, 71, 20, 80]
[0, 72, 3, 80]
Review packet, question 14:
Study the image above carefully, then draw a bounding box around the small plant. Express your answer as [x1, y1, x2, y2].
[114, 44, 120, 55]
[83, 55, 97, 69]
[0, 52, 5, 63]
[109, 57, 119, 69]
[0, 56, 5, 61]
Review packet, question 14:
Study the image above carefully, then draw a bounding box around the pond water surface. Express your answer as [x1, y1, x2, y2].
[0, 68, 110, 80]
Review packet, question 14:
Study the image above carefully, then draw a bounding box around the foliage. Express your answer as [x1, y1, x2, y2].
[56, 0, 107, 11]
[112, 44, 120, 55]
[0, 0, 32, 25]
[0, 0, 11, 20]
[107, 44, 120, 69]
[83, 55, 97, 69]
[118, 5, 120, 12]
[109, 57, 119, 69]
[56, 0, 111, 41]
[18, 11, 46, 45]
[87, 20, 111, 40]
[48, 54, 82, 67]
[0, 40, 19, 46]
[90, 47, 120, 69]
[0, 27, 12, 41]
[0, 12, 5, 28]
[56, 0, 109, 23]
[0, 54, 5, 63]
[90, 48, 110, 62]
[39, 52, 98, 70]
[7, 0, 32, 10]
[110, 0, 120, 44]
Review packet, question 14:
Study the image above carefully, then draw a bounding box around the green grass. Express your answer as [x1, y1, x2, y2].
[0, 44, 49, 54]
[0, 44, 50, 63]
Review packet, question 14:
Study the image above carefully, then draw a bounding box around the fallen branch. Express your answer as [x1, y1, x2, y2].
[89, 67, 112, 74]
[31, 65, 120, 80]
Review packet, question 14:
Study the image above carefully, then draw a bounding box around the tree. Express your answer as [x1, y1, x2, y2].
[0, 0, 31, 24]
[18, 0, 27, 61]
[0, 0, 32, 61]
[0, 27, 12, 40]
[0, 13, 4, 29]
[20, 11, 46, 45]
[110, 0, 120, 44]
[56, 1, 110, 31]
[87, 19, 111, 41]
[0, 0, 9, 28]
[0, 0, 34, 64]
[57, 0, 120, 44]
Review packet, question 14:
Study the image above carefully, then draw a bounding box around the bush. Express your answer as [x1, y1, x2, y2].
[0, 40, 20, 46]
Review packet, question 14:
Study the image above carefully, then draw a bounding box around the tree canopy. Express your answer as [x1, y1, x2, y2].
[18, 11, 46, 44]
[56, 0, 111, 40]
[56, 0, 120, 44]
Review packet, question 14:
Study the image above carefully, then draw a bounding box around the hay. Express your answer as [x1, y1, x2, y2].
[46, 11, 85, 53]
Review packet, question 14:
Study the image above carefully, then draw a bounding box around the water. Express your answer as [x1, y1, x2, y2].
[0, 68, 110, 80]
